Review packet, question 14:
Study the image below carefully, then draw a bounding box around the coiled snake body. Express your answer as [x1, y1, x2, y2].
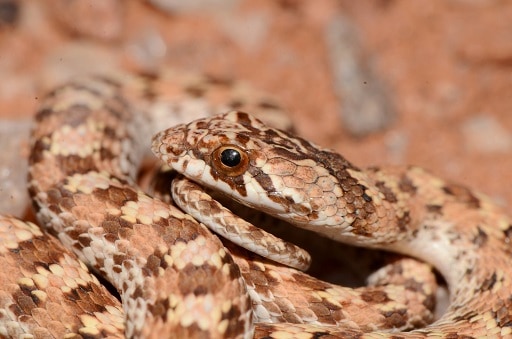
[154, 111, 512, 338]
[0, 74, 511, 338]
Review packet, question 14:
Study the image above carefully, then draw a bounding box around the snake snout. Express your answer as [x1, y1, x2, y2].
[151, 126, 189, 161]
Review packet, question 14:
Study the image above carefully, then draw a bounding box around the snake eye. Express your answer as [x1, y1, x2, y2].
[220, 148, 241, 167]
[212, 145, 249, 177]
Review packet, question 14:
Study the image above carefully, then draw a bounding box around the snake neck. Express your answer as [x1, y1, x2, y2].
[360, 166, 512, 298]
[273, 147, 419, 249]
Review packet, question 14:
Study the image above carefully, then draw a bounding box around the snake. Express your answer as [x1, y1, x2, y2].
[153, 110, 512, 338]
[0, 71, 506, 338]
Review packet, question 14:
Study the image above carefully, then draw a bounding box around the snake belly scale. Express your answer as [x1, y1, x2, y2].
[0, 72, 503, 338]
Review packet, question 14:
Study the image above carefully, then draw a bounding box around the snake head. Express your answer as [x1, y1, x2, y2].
[152, 111, 361, 229]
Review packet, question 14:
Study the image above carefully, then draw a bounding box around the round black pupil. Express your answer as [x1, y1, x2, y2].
[220, 149, 241, 167]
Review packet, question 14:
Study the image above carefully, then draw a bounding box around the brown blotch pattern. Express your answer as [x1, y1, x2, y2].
[26, 77, 250, 338]
[398, 174, 417, 195]
[376, 181, 398, 203]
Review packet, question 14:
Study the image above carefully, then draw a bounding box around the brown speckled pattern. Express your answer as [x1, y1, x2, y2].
[0, 216, 124, 338]
[0, 75, 443, 338]
[26, 77, 252, 338]
[153, 111, 512, 338]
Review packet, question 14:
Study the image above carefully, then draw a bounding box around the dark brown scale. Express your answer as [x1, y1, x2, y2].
[74, 232, 91, 250]
[27, 139, 50, 164]
[13, 291, 37, 315]
[398, 174, 417, 195]
[396, 212, 411, 232]
[131, 286, 144, 300]
[222, 252, 242, 280]
[351, 185, 364, 196]
[72, 284, 110, 313]
[306, 303, 332, 319]
[352, 196, 366, 209]
[259, 130, 294, 151]
[147, 297, 169, 320]
[381, 309, 408, 329]
[422, 294, 436, 312]
[350, 218, 373, 236]
[221, 305, 244, 335]
[17, 279, 36, 296]
[343, 191, 355, 204]
[101, 218, 127, 235]
[20, 238, 57, 265]
[113, 253, 126, 267]
[360, 290, 391, 304]
[177, 263, 226, 296]
[234, 111, 254, 127]
[102, 125, 121, 140]
[234, 133, 251, 144]
[104, 186, 138, 207]
[364, 202, 376, 214]
[340, 177, 357, 192]
[57, 155, 99, 176]
[103, 233, 119, 244]
[192, 123, 209, 137]
[45, 187, 65, 208]
[282, 312, 302, 323]
[376, 181, 398, 203]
